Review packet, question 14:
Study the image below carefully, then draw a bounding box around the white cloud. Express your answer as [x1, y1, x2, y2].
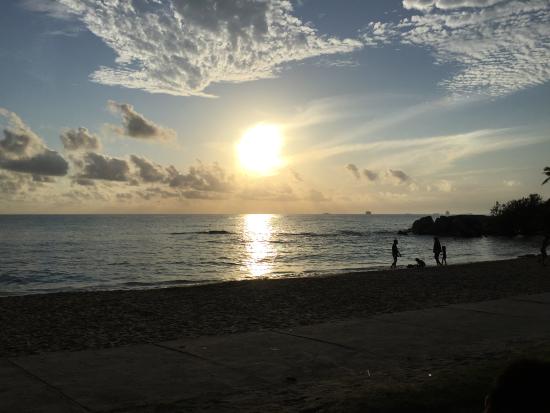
[345, 163, 360, 179]
[167, 162, 233, 193]
[503, 179, 521, 187]
[20, 0, 75, 19]
[60, 127, 101, 151]
[362, 0, 550, 97]
[308, 189, 330, 202]
[387, 169, 411, 184]
[0, 108, 69, 177]
[130, 155, 166, 183]
[44, 0, 361, 97]
[108, 101, 176, 141]
[76, 152, 130, 182]
[433, 179, 453, 192]
[363, 169, 378, 181]
[403, 0, 506, 10]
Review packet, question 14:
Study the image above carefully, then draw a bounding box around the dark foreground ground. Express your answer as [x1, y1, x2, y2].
[3, 292, 550, 412]
[1, 257, 550, 412]
[1, 257, 548, 357]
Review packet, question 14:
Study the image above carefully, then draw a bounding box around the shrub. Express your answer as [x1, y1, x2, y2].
[490, 194, 550, 235]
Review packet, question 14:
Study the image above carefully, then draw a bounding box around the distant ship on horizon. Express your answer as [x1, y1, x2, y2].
[365, 211, 372, 215]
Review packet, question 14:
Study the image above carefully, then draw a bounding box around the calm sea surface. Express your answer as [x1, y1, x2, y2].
[0, 214, 540, 296]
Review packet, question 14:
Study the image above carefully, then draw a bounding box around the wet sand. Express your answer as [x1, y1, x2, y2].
[1, 257, 549, 357]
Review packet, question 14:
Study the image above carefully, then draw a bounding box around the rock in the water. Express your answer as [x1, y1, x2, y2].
[435, 215, 487, 237]
[411, 216, 435, 235]
[411, 214, 492, 237]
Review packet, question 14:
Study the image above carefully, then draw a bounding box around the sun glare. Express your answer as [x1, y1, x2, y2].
[237, 124, 283, 175]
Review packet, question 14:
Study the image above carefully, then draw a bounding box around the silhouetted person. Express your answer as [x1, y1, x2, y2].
[541, 235, 549, 266]
[441, 245, 447, 265]
[391, 239, 401, 268]
[433, 237, 442, 265]
[484, 359, 550, 413]
[415, 258, 426, 268]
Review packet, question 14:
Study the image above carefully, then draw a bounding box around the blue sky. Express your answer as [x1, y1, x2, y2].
[0, 0, 549, 213]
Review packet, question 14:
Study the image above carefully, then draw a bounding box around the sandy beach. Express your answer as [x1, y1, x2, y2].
[1, 257, 549, 357]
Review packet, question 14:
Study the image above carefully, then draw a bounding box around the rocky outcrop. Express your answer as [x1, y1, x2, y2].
[411, 215, 493, 237]
[411, 216, 435, 235]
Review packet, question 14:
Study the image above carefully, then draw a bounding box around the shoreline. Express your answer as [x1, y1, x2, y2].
[0, 255, 537, 298]
[1, 257, 549, 357]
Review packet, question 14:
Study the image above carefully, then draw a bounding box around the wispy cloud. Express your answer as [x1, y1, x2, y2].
[362, 0, 550, 97]
[34, 0, 361, 97]
[295, 97, 460, 156]
[296, 128, 543, 175]
[403, 0, 507, 10]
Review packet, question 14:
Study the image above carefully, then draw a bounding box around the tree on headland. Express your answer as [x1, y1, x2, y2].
[543, 166, 550, 185]
[490, 194, 550, 235]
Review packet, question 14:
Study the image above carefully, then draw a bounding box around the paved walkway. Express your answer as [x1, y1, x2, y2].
[2, 293, 550, 412]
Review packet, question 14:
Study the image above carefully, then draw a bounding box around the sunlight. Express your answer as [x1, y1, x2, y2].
[243, 214, 276, 277]
[237, 124, 283, 175]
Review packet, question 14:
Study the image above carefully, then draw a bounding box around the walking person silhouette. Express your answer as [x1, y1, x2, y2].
[541, 235, 549, 266]
[433, 237, 442, 266]
[391, 239, 401, 268]
[441, 245, 447, 265]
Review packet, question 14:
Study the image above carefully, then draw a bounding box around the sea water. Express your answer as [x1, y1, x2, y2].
[0, 214, 540, 295]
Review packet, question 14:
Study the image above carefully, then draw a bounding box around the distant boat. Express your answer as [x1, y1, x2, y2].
[365, 211, 372, 215]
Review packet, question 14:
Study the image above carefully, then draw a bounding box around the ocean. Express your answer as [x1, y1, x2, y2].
[0, 214, 540, 296]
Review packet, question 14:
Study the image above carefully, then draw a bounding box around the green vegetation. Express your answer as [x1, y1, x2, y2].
[490, 194, 550, 235]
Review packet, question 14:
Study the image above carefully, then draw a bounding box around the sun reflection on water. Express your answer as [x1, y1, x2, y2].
[243, 214, 277, 277]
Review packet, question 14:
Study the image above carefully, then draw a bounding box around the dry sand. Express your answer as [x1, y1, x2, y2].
[1, 257, 549, 357]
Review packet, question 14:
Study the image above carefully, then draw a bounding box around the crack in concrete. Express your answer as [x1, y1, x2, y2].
[6, 358, 91, 413]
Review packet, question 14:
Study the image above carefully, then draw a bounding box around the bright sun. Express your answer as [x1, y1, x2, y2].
[237, 124, 283, 175]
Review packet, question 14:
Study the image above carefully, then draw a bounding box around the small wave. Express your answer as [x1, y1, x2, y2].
[279, 232, 326, 237]
[199, 260, 239, 266]
[120, 279, 214, 287]
[108, 261, 131, 266]
[170, 230, 233, 235]
[279, 231, 365, 237]
[0, 274, 28, 285]
[338, 230, 364, 236]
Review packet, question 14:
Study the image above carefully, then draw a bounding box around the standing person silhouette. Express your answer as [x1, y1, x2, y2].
[441, 245, 447, 265]
[433, 237, 442, 266]
[391, 239, 401, 268]
[541, 235, 549, 266]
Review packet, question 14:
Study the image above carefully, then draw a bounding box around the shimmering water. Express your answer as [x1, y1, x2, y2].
[0, 214, 539, 295]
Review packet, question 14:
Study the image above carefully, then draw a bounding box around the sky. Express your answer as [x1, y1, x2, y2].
[0, 0, 549, 214]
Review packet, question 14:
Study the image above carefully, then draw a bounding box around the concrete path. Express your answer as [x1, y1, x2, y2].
[2, 293, 550, 412]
